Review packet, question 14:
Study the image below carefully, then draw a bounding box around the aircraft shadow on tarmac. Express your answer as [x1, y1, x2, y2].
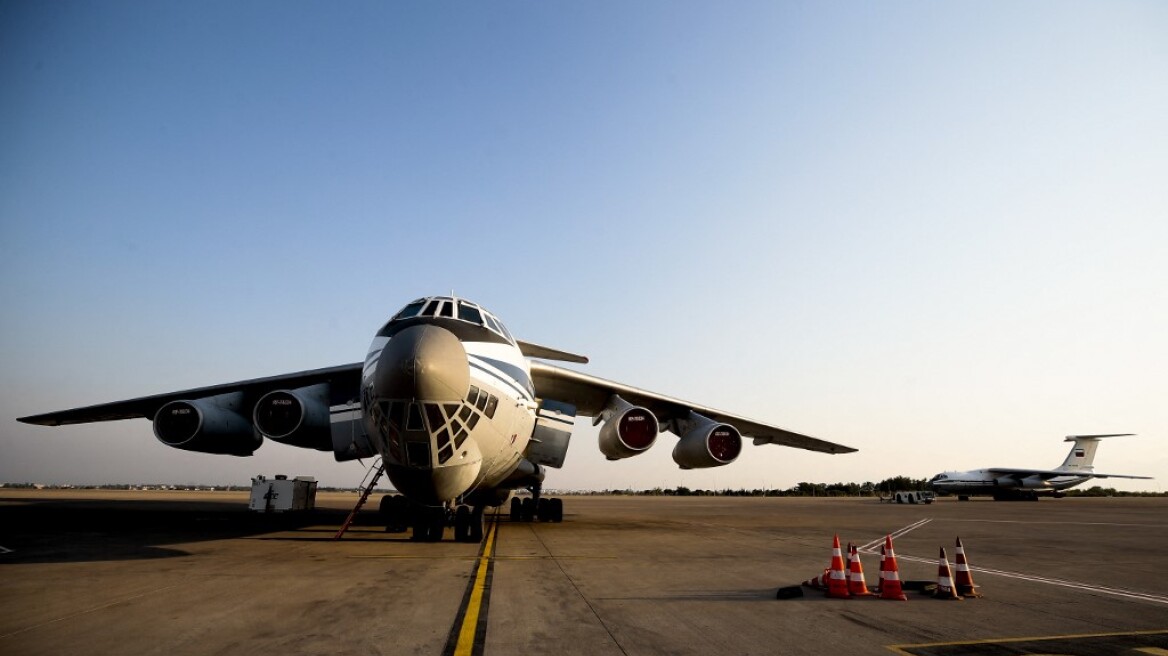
[0, 497, 353, 564]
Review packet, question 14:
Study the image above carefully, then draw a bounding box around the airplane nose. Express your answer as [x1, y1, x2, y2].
[374, 324, 469, 402]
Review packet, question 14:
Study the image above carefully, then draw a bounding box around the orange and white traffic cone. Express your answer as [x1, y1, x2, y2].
[847, 545, 873, 596]
[878, 535, 908, 601]
[826, 534, 852, 598]
[954, 537, 982, 598]
[933, 547, 963, 600]
[802, 568, 830, 589]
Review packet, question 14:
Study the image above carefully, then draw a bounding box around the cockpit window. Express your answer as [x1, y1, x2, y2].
[393, 300, 426, 321]
[496, 320, 513, 342]
[380, 296, 515, 346]
[458, 302, 482, 324]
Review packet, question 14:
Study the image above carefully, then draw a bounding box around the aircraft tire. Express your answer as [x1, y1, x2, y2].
[393, 496, 412, 532]
[454, 505, 471, 542]
[411, 514, 429, 541]
[510, 497, 522, 521]
[521, 497, 535, 522]
[550, 498, 563, 523]
[468, 507, 485, 543]
[536, 498, 549, 522]
[382, 495, 409, 533]
[426, 507, 446, 542]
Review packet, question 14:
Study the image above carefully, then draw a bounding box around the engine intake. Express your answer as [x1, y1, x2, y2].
[670, 411, 741, 469]
[253, 384, 332, 451]
[154, 392, 260, 456]
[595, 395, 659, 460]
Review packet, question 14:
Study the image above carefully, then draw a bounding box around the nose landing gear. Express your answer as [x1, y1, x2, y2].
[453, 504, 485, 543]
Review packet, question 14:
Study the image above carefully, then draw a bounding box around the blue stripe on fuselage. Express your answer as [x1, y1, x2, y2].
[468, 356, 533, 402]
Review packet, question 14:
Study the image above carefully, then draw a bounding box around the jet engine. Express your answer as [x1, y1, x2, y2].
[253, 384, 332, 451]
[595, 395, 659, 460]
[670, 411, 741, 469]
[153, 392, 260, 456]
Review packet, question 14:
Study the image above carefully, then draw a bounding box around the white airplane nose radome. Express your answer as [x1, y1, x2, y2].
[374, 324, 469, 402]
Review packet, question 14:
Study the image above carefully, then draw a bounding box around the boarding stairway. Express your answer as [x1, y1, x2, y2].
[332, 457, 385, 540]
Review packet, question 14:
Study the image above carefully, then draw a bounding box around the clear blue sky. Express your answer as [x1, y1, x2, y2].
[2, 1, 1165, 491]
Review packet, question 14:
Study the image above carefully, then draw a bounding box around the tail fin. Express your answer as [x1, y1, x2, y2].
[1057, 434, 1135, 472]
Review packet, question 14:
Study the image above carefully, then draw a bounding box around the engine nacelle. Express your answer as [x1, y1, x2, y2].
[596, 395, 659, 460]
[154, 392, 260, 456]
[670, 411, 742, 469]
[253, 384, 332, 451]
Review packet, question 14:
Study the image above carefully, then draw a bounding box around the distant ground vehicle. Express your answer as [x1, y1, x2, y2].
[249, 474, 317, 512]
[890, 490, 934, 504]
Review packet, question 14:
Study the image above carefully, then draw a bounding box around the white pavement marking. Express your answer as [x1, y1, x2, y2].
[852, 519, 1168, 607]
[0, 545, 13, 554]
[857, 518, 932, 552]
[889, 552, 1168, 606]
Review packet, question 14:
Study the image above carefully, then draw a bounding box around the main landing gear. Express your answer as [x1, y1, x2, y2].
[508, 486, 563, 523]
[378, 494, 485, 543]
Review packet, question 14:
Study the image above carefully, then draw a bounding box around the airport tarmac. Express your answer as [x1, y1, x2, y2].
[2, 491, 1166, 655]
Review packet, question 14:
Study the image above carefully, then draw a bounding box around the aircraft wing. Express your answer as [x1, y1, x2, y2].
[18, 363, 364, 426]
[986, 467, 1152, 480]
[529, 362, 856, 455]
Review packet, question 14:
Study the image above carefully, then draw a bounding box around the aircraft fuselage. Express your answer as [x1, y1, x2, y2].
[929, 469, 1091, 496]
[360, 303, 538, 505]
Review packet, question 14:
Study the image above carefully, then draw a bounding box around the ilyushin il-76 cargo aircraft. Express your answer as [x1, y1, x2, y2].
[19, 295, 857, 542]
[928, 434, 1151, 501]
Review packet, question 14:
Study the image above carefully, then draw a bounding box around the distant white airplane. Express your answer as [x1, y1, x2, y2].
[928, 434, 1151, 500]
[19, 295, 856, 541]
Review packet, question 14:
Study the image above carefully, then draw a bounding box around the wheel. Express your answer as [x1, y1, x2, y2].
[381, 495, 408, 532]
[391, 496, 412, 532]
[536, 498, 549, 522]
[550, 498, 563, 523]
[380, 495, 395, 531]
[510, 497, 522, 521]
[426, 507, 446, 542]
[958, 495, 970, 502]
[521, 497, 535, 522]
[411, 512, 429, 541]
[412, 506, 446, 541]
[468, 507, 485, 543]
[454, 505, 471, 542]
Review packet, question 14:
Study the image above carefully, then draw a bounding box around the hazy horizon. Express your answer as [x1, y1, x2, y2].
[3, 2, 1165, 493]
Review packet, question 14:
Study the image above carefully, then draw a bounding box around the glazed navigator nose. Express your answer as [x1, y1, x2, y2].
[373, 324, 469, 402]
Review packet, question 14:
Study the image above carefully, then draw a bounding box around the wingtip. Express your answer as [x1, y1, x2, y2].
[17, 415, 56, 426]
